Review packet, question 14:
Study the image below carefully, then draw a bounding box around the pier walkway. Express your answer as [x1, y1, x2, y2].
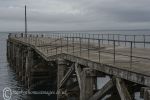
[7, 33, 150, 100]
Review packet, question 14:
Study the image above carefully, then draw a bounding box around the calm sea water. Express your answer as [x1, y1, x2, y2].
[1, 30, 149, 100]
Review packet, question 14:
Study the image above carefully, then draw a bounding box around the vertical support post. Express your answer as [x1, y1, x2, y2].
[144, 35, 146, 48]
[80, 37, 81, 56]
[67, 37, 68, 53]
[134, 35, 136, 48]
[108, 34, 109, 44]
[98, 39, 101, 62]
[130, 42, 133, 68]
[25, 48, 33, 89]
[93, 34, 94, 45]
[21, 47, 25, 83]
[61, 37, 62, 53]
[118, 34, 120, 45]
[25, 5, 27, 34]
[57, 59, 66, 100]
[113, 34, 115, 41]
[55, 39, 57, 55]
[73, 37, 74, 55]
[88, 37, 90, 59]
[80, 68, 94, 100]
[98, 34, 100, 40]
[113, 41, 116, 64]
[102, 34, 103, 44]
[125, 35, 127, 46]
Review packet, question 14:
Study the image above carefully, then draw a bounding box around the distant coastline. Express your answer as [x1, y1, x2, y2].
[1, 29, 150, 33]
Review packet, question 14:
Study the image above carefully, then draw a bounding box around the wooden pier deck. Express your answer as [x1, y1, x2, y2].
[7, 33, 150, 100]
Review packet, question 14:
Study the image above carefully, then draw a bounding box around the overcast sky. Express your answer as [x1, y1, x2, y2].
[0, 0, 150, 31]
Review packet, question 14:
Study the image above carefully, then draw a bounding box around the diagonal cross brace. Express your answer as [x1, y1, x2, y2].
[115, 78, 132, 100]
[89, 79, 114, 100]
[59, 63, 76, 89]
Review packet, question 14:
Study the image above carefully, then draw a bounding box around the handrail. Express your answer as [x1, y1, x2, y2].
[8, 33, 150, 68]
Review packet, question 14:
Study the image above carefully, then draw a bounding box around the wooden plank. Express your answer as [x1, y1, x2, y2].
[115, 78, 132, 100]
[89, 79, 114, 100]
[144, 89, 150, 100]
[57, 59, 66, 100]
[80, 68, 94, 100]
[75, 63, 81, 90]
[8, 35, 150, 87]
[59, 63, 75, 89]
[57, 59, 66, 88]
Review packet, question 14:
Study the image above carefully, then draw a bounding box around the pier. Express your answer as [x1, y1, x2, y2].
[7, 33, 150, 100]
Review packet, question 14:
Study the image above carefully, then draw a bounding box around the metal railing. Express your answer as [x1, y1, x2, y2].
[8, 33, 150, 68]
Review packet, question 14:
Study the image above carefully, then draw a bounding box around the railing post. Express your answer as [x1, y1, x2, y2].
[93, 34, 94, 44]
[41, 34, 44, 38]
[76, 33, 77, 41]
[113, 41, 116, 64]
[55, 38, 57, 55]
[134, 35, 136, 48]
[21, 33, 23, 38]
[125, 35, 127, 46]
[8, 33, 11, 38]
[80, 37, 81, 56]
[98, 39, 101, 62]
[130, 41, 133, 67]
[143, 35, 146, 48]
[98, 34, 100, 40]
[113, 34, 115, 41]
[108, 34, 110, 44]
[67, 37, 68, 53]
[61, 36, 62, 53]
[73, 37, 74, 55]
[102, 34, 103, 44]
[118, 34, 120, 45]
[88, 37, 90, 59]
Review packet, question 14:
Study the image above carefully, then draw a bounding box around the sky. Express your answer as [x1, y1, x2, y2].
[0, 0, 150, 31]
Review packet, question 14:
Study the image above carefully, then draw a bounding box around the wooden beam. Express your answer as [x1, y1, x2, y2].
[115, 78, 132, 100]
[80, 68, 94, 100]
[140, 87, 150, 100]
[57, 59, 66, 100]
[59, 63, 75, 89]
[75, 63, 82, 90]
[144, 89, 150, 100]
[89, 79, 114, 100]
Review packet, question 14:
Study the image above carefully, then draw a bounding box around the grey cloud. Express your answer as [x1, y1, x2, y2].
[0, 0, 150, 31]
[110, 9, 150, 22]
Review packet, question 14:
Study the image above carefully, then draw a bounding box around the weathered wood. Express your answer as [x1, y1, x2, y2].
[89, 79, 114, 100]
[80, 68, 94, 100]
[144, 89, 150, 100]
[7, 33, 150, 100]
[57, 58, 66, 100]
[140, 87, 150, 99]
[75, 64, 82, 90]
[115, 78, 132, 100]
[25, 47, 33, 89]
[140, 87, 147, 98]
[59, 63, 75, 89]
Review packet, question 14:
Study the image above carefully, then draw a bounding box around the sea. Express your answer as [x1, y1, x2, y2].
[1, 30, 150, 100]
